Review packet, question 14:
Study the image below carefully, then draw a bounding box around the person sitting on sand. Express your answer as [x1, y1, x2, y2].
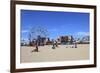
[52, 39, 55, 49]
[32, 39, 39, 52]
[55, 40, 58, 47]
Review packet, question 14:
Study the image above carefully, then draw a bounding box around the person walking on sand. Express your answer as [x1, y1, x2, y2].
[35, 40, 39, 52]
[74, 40, 77, 48]
[72, 40, 77, 48]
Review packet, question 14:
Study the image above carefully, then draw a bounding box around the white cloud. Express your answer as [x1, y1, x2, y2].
[21, 30, 29, 33]
[77, 32, 89, 36]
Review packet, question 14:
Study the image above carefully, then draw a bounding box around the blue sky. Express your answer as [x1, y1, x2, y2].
[21, 10, 90, 41]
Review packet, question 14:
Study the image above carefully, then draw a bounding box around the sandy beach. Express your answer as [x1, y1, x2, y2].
[20, 44, 89, 63]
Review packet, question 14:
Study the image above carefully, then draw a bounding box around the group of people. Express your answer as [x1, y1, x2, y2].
[66, 41, 77, 48]
[31, 39, 77, 52]
[52, 39, 77, 49]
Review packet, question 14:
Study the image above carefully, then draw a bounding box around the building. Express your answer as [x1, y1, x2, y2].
[57, 35, 74, 45]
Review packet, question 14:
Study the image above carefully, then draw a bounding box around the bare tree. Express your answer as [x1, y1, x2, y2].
[29, 26, 49, 39]
[29, 25, 49, 52]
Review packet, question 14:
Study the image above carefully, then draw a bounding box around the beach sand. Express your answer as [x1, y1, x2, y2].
[20, 44, 89, 63]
